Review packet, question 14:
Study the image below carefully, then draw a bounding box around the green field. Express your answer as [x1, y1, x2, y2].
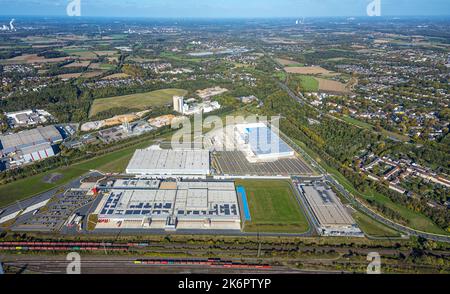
[353, 211, 401, 238]
[273, 71, 287, 81]
[0, 141, 152, 208]
[160, 51, 203, 63]
[89, 88, 187, 117]
[293, 139, 449, 236]
[236, 180, 310, 233]
[299, 75, 319, 92]
[99, 63, 116, 70]
[289, 75, 319, 92]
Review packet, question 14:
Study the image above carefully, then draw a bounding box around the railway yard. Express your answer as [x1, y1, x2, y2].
[0, 237, 449, 274]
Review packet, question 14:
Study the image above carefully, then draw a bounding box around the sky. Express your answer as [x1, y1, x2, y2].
[0, 0, 449, 18]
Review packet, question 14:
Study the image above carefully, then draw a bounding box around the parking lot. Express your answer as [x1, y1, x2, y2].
[12, 189, 94, 232]
[212, 151, 314, 176]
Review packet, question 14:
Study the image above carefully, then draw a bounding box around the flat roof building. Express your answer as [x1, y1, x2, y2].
[234, 123, 295, 162]
[126, 148, 210, 176]
[0, 125, 63, 156]
[94, 179, 241, 231]
[6, 109, 53, 128]
[299, 182, 363, 237]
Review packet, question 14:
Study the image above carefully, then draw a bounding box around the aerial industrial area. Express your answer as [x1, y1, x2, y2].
[1, 119, 362, 238]
[0, 10, 449, 276]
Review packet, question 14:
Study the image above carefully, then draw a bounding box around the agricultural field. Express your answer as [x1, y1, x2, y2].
[284, 66, 332, 75]
[63, 61, 91, 68]
[101, 73, 130, 80]
[58, 71, 106, 80]
[235, 179, 310, 233]
[276, 58, 304, 67]
[57, 73, 83, 80]
[316, 77, 350, 93]
[126, 56, 161, 63]
[80, 71, 104, 78]
[0, 54, 72, 65]
[89, 88, 187, 117]
[59, 48, 97, 59]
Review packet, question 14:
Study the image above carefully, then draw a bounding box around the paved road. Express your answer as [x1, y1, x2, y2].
[277, 82, 450, 243]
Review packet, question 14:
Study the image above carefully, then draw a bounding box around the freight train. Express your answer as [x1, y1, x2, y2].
[134, 258, 271, 269]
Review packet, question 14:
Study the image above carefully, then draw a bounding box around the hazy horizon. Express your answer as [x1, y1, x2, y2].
[0, 0, 449, 18]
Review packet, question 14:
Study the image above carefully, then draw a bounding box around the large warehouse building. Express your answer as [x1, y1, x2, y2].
[0, 126, 63, 163]
[299, 182, 363, 237]
[126, 148, 210, 176]
[94, 179, 241, 231]
[234, 123, 295, 162]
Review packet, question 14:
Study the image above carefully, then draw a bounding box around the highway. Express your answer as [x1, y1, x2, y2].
[277, 82, 450, 243]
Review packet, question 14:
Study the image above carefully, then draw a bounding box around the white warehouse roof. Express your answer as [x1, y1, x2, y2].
[126, 149, 210, 175]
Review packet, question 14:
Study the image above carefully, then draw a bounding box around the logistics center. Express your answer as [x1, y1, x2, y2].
[94, 179, 241, 231]
[126, 148, 210, 176]
[233, 123, 295, 162]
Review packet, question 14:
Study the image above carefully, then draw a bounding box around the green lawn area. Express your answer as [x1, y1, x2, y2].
[236, 179, 309, 233]
[293, 139, 449, 236]
[353, 211, 401, 238]
[89, 88, 187, 117]
[298, 75, 319, 92]
[289, 75, 319, 92]
[97, 152, 134, 173]
[0, 141, 152, 208]
[340, 115, 375, 130]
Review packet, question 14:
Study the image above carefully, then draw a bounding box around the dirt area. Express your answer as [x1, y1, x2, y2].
[284, 66, 332, 75]
[63, 61, 91, 68]
[1, 54, 72, 65]
[93, 51, 118, 56]
[58, 73, 83, 80]
[316, 77, 350, 93]
[102, 73, 130, 80]
[276, 58, 301, 66]
[81, 71, 104, 78]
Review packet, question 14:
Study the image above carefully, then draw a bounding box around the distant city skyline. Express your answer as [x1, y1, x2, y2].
[0, 0, 449, 18]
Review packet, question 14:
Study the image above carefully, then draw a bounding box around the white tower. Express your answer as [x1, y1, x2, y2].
[173, 96, 184, 113]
